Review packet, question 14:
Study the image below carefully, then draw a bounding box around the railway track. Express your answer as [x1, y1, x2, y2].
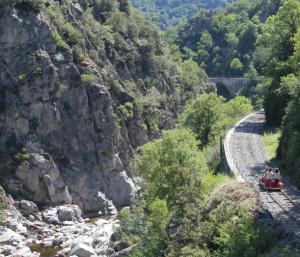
[225, 110, 300, 238]
[266, 191, 298, 220]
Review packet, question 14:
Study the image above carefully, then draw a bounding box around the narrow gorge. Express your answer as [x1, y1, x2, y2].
[1, 0, 300, 257]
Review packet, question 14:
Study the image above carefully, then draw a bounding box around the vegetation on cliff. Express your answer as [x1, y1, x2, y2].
[0, 0, 212, 210]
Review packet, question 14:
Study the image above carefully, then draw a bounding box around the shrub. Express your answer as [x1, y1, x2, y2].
[47, 5, 84, 46]
[81, 73, 96, 83]
[72, 45, 84, 63]
[0, 202, 5, 225]
[60, 23, 84, 46]
[117, 102, 134, 122]
[54, 32, 67, 50]
[14, 150, 30, 163]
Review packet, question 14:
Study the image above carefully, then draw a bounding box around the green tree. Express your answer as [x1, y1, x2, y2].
[179, 93, 227, 146]
[224, 96, 253, 125]
[279, 85, 300, 186]
[136, 128, 208, 205]
[230, 58, 243, 72]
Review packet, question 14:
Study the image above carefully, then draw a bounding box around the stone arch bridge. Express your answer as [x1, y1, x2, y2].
[209, 77, 252, 98]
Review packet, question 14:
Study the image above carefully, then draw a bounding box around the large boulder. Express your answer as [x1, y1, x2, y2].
[83, 192, 117, 217]
[42, 207, 60, 225]
[18, 200, 39, 217]
[15, 153, 72, 206]
[107, 171, 137, 207]
[0, 228, 24, 245]
[57, 205, 83, 222]
[69, 243, 96, 257]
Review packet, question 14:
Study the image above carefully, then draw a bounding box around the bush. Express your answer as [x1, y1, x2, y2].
[47, 5, 84, 46]
[60, 23, 84, 46]
[0, 201, 5, 225]
[14, 150, 30, 163]
[73, 45, 84, 63]
[54, 32, 66, 50]
[81, 73, 96, 83]
[117, 102, 134, 122]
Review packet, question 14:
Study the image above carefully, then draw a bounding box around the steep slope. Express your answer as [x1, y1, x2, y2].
[175, 0, 282, 77]
[0, 0, 210, 215]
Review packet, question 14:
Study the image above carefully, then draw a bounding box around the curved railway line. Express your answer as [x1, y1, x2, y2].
[225, 110, 300, 239]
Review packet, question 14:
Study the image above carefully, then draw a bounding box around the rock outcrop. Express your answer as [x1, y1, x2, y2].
[0, 0, 210, 215]
[0, 2, 145, 214]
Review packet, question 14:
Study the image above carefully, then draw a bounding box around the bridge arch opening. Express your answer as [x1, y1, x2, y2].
[216, 82, 232, 100]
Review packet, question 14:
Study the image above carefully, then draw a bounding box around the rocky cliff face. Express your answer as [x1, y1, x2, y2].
[0, 0, 206, 215]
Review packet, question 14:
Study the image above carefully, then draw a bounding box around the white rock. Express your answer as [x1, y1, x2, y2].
[0, 228, 24, 245]
[58, 205, 82, 222]
[69, 243, 96, 257]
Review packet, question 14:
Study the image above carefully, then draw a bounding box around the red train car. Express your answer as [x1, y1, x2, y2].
[259, 168, 284, 190]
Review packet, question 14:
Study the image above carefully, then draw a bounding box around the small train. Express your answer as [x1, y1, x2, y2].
[259, 167, 284, 190]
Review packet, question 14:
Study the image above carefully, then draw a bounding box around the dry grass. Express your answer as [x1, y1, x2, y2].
[204, 179, 258, 215]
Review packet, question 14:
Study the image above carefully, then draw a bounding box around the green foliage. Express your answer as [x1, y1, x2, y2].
[72, 45, 84, 63]
[14, 150, 30, 163]
[230, 58, 243, 72]
[118, 199, 169, 257]
[175, 0, 282, 77]
[117, 102, 134, 122]
[201, 172, 227, 196]
[262, 130, 281, 160]
[211, 204, 278, 257]
[53, 32, 66, 50]
[180, 94, 252, 147]
[131, 0, 228, 29]
[81, 73, 96, 84]
[60, 23, 84, 46]
[179, 93, 227, 147]
[180, 59, 208, 100]
[179, 94, 251, 171]
[224, 96, 253, 125]
[135, 128, 208, 205]
[47, 4, 84, 47]
[0, 204, 4, 225]
[257, 0, 300, 126]
[119, 128, 207, 257]
[279, 87, 300, 186]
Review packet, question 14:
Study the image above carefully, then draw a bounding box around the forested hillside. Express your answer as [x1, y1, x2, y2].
[255, 0, 300, 187]
[130, 0, 228, 29]
[174, 0, 282, 77]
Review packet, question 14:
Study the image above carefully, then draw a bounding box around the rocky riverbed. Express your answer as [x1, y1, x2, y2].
[0, 187, 124, 257]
